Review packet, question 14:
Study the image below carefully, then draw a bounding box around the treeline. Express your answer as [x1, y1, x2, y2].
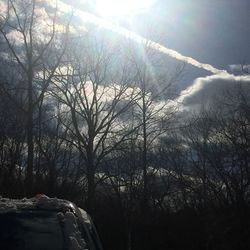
[0, 1, 250, 249]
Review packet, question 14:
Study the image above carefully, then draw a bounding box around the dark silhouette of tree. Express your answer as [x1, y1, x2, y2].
[0, 0, 71, 193]
[127, 41, 184, 212]
[51, 33, 141, 210]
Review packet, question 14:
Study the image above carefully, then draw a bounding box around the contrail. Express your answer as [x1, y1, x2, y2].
[58, 1, 228, 75]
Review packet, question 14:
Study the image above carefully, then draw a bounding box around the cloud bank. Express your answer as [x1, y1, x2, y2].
[179, 74, 250, 111]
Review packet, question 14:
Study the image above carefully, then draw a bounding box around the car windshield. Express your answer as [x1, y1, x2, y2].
[0, 210, 64, 250]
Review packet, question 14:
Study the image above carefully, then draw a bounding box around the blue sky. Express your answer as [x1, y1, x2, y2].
[2, 0, 249, 110]
[63, 0, 250, 74]
[128, 0, 250, 110]
[59, 0, 250, 110]
[144, 0, 250, 70]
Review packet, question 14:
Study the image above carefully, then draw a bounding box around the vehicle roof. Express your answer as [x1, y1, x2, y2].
[0, 195, 77, 214]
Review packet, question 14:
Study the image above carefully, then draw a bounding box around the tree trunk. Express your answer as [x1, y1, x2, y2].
[86, 139, 95, 212]
[142, 92, 148, 213]
[26, 68, 34, 195]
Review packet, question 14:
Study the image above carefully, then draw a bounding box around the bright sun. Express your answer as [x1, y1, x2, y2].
[96, 0, 155, 17]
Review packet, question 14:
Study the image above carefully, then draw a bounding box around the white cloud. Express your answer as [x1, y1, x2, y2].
[153, 42, 227, 75]
[177, 73, 250, 112]
[0, 0, 7, 13]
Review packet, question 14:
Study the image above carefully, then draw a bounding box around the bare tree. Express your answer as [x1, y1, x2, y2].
[0, 78, 26, 196]
[0, 0, 70, 193]
[51, 33, 141, 210]
[180, 83, 250, 208]
[127, 40, 184, 211]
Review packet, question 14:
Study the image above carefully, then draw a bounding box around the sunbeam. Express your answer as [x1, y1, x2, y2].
[58, 0, 229, 76]
[95, 0, 155, 17]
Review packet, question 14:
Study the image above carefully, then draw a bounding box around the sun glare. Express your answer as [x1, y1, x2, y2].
[96, 0, 155, 17]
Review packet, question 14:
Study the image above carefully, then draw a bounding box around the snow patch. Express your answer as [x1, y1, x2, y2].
[58, 211, 88, 250]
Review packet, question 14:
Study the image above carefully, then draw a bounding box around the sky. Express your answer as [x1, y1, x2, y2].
[147, 0, 250, 70]
[129, 0, 250, 110]
[73, 0, 250, 71]
[81, 0, 250, 111]
[1, 0, 250, 112]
